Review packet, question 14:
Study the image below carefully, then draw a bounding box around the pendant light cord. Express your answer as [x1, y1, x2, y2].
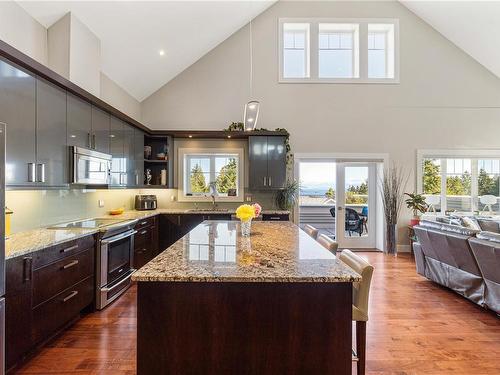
[249, 19, 253, 98]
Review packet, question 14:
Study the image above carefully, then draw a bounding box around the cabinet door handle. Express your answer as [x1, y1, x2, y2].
[62, 260, 79, 270]
[268, 176, 272, 186]
[62, 290, 78, 303]
[23, 257, 33, 282]
[135, 173, 139, 185]
[92, 133, 96, 149]
[140, 221, 148, 226]
[177, 216, 181, 226]
[263, 176, 267, 186]
[140, 230, 148, 235]
[27, 163, 36, 182]
[61, 244, 78, 253]
[36, 164, 45, 183]
[87, 133, 92, 148]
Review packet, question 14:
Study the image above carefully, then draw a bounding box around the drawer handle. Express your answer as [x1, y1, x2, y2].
[136, 248, 146, 254]
[269, 217, 280, 220]
[140, 230, 148, 235]
[62, 260, 79, 270]
[61, 244, 78, 253]
[62, 290, 78, 303]
[140, 221, 148, 225]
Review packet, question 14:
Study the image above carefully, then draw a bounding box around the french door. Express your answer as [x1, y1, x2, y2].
[335, 163, 376, 249]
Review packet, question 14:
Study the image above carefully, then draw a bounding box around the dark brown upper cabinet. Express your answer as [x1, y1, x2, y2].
[110, 116, 125, 186]
[67, 93, 92, 149]
[0, 59, 37, 186]
[36, 78, 68, 187]
[249, 136, 287, 190]
[134, 128, 145, 186]
[123, 123, 135, 186]
[91, 106, 110, 154]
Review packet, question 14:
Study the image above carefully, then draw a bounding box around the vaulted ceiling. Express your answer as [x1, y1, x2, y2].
[18, 1, 500, 103]
[18, 1, 276, 101]
[400, 1, 500, 80]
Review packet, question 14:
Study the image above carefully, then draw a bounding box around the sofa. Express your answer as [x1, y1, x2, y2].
[413, 220, 499, 314]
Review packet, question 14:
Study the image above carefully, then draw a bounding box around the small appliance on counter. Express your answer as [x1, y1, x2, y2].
[135, 195, 157, 211]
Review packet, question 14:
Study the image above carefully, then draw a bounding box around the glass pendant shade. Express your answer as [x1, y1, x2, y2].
[243, 101, 260, 131]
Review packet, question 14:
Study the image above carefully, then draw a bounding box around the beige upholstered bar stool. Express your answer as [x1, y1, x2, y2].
[317, 234, 339, 255]
[338, 250, 374, 375]
[304, 224, 319, 240]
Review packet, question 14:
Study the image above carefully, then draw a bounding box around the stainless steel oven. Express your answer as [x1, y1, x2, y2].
[96, 221, 137, 309]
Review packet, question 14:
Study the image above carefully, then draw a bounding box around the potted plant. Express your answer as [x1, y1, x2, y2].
[405, 193, 428, 226]
[274, 179, 299, 210]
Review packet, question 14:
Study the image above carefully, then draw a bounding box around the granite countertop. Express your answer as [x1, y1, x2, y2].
[6, 227, 99, 259]
[132, 221, 360, 283]
[6, 209, 291, 260]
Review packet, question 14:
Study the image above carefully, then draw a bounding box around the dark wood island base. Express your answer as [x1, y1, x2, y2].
[137, 281, 352, 375]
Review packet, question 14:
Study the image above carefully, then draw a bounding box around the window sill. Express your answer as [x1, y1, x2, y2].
[278, 77, 399, 84]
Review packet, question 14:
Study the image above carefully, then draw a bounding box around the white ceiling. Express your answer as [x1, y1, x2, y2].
[400, 1, 500, 80]
[18, 0, 275, 101]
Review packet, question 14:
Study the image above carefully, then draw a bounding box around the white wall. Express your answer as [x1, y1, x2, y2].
[69, 13, 101, 96]
[0, 4, 140, 121]
[100, 72, 141, 121]
[141, 1, 500, 248]
[47, 13, 70, 79]
[0, 1, 47, 65]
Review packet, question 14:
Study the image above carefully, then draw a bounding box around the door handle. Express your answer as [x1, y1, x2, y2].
[61, 244, 78, 253]
[87, 133, 92, 148]
[62, 260, 79, 270]
[37, 163, 45, 183]
[92, 133, 96, 149]
[263, 176, 267, 186]
[140, 230, 148, 235]
[268, 176, 272, 186]
[62, 290, 78, 303]
[27, 163, 36, 182]
[135, 173, 139, 185]
[23, 257, 33, 282]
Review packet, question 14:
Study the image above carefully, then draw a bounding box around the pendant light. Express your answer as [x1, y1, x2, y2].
[244, 18, 260, 131]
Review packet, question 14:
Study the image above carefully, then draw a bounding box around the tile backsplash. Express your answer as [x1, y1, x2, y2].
[5, 188, 278, 234]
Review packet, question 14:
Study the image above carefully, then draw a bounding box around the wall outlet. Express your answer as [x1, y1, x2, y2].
[245, 195, 252, 202]
[98, 199, 105, 208]
[170, 195, 176, 202]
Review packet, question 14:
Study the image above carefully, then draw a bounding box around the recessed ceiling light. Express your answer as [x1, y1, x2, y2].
[159, 50, 165, 56]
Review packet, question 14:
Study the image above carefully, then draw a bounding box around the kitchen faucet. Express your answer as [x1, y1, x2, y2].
[208, 182, 217, 209]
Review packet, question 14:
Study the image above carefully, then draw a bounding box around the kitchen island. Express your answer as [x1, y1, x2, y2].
[132, 221, 360, 375]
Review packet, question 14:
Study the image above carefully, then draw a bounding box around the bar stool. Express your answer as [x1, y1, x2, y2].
[304, 224, 319, 239]
[338, 250, 374, 375]
[317, 233, 339, 255]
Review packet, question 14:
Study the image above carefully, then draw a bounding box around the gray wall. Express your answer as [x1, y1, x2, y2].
[141, 1, 500, 249]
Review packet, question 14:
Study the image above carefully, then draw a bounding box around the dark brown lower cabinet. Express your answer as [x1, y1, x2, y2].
[5, 235, 95, 372]
[133, 216, 159, 269]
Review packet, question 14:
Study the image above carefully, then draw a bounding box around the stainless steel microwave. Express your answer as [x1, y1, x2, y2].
[71, 146, 112, 185]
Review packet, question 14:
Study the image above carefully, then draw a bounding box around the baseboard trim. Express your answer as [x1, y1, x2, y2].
[397, 244, 411, 253]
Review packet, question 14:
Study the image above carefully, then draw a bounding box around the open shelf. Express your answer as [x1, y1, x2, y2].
[143, 135, 174, 188]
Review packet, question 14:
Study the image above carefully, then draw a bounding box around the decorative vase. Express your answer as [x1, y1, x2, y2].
[385, 224, 397, 255]
[241, 219, 252, 237]
[410, 217, 420, 227]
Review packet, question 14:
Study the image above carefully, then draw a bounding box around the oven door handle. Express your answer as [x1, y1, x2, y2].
[101, 229, 137, 245]
[101, 270, 136, 292]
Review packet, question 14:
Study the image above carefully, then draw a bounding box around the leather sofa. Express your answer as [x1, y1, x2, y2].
[413, 220, 499, 314]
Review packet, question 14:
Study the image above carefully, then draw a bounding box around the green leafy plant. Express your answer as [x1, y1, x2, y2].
[274, 179, 299, 210]
[404, 192, 428, 217]
[224, 122, 244, 131]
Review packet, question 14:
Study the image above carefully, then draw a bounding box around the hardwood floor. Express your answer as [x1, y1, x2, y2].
[14, 253, 500, 375]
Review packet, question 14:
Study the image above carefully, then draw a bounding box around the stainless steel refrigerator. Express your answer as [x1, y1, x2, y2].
[0, 122, 5, 375]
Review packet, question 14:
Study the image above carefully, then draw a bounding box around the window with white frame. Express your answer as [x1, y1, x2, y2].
[282, 23, 310, 78]
[179, 148, 244, 202]
[368, 23, 395, 79]
[279, 18, 398, 83]
[318, 23, 359, 78]
[418, 151, 500, 213]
